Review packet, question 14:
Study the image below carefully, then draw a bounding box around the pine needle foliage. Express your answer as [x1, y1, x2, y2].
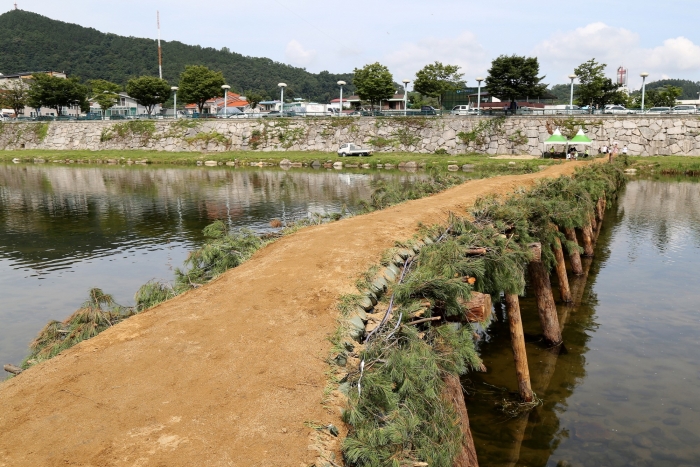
[23, 288, 134, 368]
[174, 221, 265, 291]
[360, 170, 465, 212]
[134, 280, 178, 312]
[343, 162, 626, 466]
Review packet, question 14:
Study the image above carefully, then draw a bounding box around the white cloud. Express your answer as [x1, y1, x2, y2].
[533, 23, 700, 88]
[383, 31, 490, 87]
[284, 40, 317, 68]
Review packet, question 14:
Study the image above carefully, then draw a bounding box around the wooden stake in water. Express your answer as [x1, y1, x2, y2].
[528, 243, 563, 346]
[442, 373, 480, 467]
[505, 294, 534, 402]
[552, 232, 573, 303]
[563, 227, 584, 275]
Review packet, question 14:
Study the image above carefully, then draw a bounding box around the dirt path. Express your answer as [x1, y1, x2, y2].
[0, 161, 588, 467]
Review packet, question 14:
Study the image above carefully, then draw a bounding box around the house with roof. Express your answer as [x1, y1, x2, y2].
[0, 71, 82, 117]
[184, 92, 249, 115]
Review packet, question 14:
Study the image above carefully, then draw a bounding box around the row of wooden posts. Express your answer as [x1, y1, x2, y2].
[508, 196, 606, 403]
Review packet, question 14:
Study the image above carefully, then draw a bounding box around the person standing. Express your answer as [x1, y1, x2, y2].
[610, 142, 619, 163]
[601, 144, 608, 156]
[622, 145, 628, 155]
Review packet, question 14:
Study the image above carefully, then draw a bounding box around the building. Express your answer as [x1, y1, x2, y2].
[343, 94, 407, 111]
[88, 92, 163, 118]
[0, 71, 82, 117]
[184, 92, 249, 115]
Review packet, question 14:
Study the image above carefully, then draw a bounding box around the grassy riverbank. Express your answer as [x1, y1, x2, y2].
[0, 149, 562, 171]
[627, 155, 700, 175]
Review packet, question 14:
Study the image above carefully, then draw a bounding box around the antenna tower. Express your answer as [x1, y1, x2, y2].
[157, 11, 163, 79]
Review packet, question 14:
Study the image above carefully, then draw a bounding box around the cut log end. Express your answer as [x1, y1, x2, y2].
[4, 364, 23, 375]
[460, 292, 493, 323]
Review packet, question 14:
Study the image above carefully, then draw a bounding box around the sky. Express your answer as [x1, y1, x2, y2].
[7, 0, 700, 91]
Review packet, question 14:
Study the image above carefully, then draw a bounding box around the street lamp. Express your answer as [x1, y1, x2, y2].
[402, 79, 410, 116]
[171, 86, 179, 119]
[221, 84, 230, 117]
[337, 80, 346, 117]
[640, 72, 649, 112]
[568, 74, 577, 114]
[278, 83, 287, 115]
[476, 77, 484, 115]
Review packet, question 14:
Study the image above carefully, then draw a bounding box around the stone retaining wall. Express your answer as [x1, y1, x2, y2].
[1, 115, 699, 156]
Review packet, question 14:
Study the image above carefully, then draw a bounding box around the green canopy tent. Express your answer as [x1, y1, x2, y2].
[542, 128, 568, 158]
[569, 129, 593, 145]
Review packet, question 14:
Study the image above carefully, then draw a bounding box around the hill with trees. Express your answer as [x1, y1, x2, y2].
[0, 9, 354, 102]
[645, 79, 699, 99]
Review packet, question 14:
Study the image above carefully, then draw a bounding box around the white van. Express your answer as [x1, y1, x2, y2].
[451, 105, 476, 115]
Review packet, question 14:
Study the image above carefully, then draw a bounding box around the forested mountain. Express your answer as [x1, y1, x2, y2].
[0, 10, 354, 102]
[645, 79, 699, 99]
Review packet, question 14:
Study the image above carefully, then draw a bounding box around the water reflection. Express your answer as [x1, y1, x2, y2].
[465, 178, 700, 467]
[0, 163, 418, 366]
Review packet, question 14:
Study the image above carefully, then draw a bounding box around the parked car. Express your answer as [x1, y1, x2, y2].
[451, 105, 477, 116]
[645, 107, 671, 114]
[603, 105, 633, 114]
[421, 105, 437, 115]
[337, 143, 372, 157]
[670, 105, 697, 115]
[216, 107, 247, 118]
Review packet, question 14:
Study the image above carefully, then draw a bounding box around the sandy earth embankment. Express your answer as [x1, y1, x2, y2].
[0, 161, 587, 467]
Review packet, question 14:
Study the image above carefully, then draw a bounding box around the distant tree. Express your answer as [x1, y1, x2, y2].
[177, 65, 226, 114]
[407, 91, 438, 109]
[645, 79, 700, 99]
[631, 86, 682, 108]
[89, 79, 122, 117]
[353, 62, 395, 110]
[244, 91, 264, 109]
[27, 73, 89, 116]
[485, 55, 546, 104]
[413, 61, 465, 109]
[573, 59, 624, 108]
[126, 76, 170, 116]
[0, 79, 30, 116]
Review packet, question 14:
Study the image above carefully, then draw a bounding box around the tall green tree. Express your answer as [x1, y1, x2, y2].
[631, 86, 682, 108]
[413, 61, 465, 109]
[574, 59, 623, 108]
[27, 73, 89, 116]
[126, 76, 170, 116]
[89, 79, 122, 117]
[0, 79, 30, 116]
[177, 65, 226, 114]
[353, 62, 395, 110]
[244, 91, 264, 109]
[485, 55, 546, 104]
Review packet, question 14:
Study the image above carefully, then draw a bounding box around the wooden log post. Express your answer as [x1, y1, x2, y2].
[443, 373, 479, 467]
[595, 197, 605, 223]
[3, 364, 22, 375]
[460, 292, 493, 323]
[505, 294, 533, 402]
[589, 211, 597, 232]
[563, 227, 584, 275]
[528, 243, 563, 346]
[552, 235, 573, 303]
[580, 223, 595, 257]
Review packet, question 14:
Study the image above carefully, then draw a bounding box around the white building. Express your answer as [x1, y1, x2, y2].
[0, 71, 82, 117]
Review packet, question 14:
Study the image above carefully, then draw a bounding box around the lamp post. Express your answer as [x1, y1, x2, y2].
[640, 72, 649, 112]
[337, 80, 346, 117]
[278, 83, 287, 115]
[171, 86, 179, 119]
[402, 79, 410, 116]
[476, 77, 484, 115]
[221, 84, 230, 118]
[568, 74, 577, 114]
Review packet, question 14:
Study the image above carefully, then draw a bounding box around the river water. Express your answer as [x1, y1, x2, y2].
[0, 163, 421, 367]
[466, 177, 700, 467]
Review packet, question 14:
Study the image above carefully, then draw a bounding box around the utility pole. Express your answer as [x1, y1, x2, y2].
[157, 11, 163, 80]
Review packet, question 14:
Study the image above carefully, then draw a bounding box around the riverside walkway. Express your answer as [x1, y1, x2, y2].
[0, 161, 587, 467]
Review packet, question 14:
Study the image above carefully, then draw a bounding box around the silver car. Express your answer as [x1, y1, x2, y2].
[603, 105, 634, 114]
[670, 105, 697, 115]
[645, 107, 671, 114]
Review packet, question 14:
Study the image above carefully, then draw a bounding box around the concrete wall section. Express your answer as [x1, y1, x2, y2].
[1, 116, 699, 156]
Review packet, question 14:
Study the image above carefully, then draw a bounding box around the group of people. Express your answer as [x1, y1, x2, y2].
[600, 143, 628, 163]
